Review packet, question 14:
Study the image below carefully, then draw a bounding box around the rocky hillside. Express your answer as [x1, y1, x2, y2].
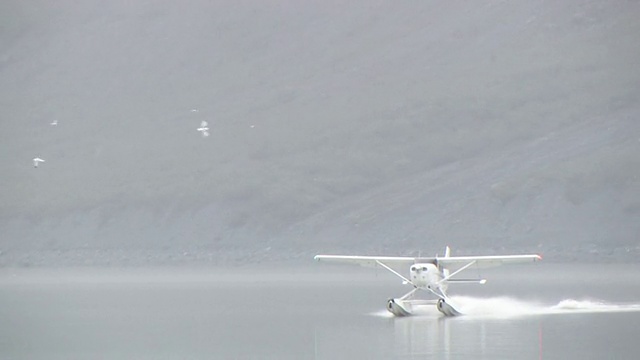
[1, 0, 638, 266]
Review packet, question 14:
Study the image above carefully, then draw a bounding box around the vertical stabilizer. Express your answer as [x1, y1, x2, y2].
[443, 246, 451, 279]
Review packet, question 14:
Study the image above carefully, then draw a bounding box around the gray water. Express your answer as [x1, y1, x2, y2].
[2, 263, 640, 359]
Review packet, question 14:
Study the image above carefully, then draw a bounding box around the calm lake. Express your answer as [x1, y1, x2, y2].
[2, 263, 640, 359]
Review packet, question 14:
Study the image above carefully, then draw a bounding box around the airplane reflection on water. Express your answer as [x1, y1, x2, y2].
[311, 297, 640, 359]
[389, 297, 640, 359]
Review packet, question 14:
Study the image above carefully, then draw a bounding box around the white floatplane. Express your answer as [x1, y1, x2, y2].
[314, 247, 541, 317]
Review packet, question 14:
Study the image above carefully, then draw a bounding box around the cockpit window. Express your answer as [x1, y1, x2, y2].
[422, 267, 428, 271]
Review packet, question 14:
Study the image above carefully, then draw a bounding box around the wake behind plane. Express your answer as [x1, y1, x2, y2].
[314, 247, 541, 317]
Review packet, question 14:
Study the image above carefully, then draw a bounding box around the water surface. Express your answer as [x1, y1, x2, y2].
[2, 264, 639, 359]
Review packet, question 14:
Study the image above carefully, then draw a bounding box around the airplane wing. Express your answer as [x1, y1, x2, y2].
[436, 254, 541, 271]
[314, 252, 541, 270]
[314, 255, 416, 268]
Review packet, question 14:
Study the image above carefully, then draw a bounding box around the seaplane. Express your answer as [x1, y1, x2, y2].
[314, 247, 541, 317]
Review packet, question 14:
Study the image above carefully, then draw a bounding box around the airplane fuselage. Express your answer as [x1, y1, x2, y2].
[409, 263, 448, 292]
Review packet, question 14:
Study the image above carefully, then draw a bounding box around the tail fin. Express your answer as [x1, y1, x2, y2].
[443, 246, 451, 279]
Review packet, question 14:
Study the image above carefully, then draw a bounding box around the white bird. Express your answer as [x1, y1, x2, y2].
[197, 121, 209, 137]
[33, 157, 45, 168]
[50, 120, 58, 126]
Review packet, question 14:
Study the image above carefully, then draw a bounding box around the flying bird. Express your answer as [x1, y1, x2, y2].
[50, 120, 58, 126]
[197, 121, 209, 137]
[33, 157, 45, 168]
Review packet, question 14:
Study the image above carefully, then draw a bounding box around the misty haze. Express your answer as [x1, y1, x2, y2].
[1, 1, 639, 265]
[3, 1, 640, 359]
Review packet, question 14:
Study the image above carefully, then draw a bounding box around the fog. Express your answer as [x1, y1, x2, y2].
[1, 0, 639, 266]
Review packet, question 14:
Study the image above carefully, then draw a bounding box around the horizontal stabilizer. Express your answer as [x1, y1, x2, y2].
[447, 279, 487, 284]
